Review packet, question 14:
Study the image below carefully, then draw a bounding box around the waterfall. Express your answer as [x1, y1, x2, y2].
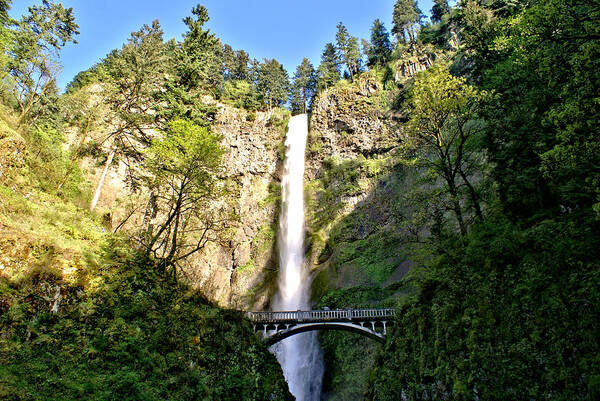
[272, 114, 324, 400]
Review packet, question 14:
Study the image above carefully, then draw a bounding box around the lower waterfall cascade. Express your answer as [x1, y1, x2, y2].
[272, 114, 324, 400]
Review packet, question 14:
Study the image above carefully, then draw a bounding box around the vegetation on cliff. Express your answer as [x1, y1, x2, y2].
[0, 0, 599, 399]
[0, 2, 294, 399]
[305, 0, 600, 399]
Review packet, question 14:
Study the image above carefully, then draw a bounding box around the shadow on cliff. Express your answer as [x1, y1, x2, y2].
[306, 155, 415, 305]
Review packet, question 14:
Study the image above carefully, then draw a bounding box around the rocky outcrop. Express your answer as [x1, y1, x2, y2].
[186, 106, 287, 309]
[307, 78, 397, 179]
[87, 103, 287, 309]
[306, 77, 410, 295]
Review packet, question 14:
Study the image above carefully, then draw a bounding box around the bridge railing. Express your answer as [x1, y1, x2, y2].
[248, 308, 395, 323]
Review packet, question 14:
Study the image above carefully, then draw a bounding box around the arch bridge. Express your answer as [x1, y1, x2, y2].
[248, 308, 394, 346]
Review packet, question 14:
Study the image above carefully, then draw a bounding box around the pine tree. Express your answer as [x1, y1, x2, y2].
[290, 58, 316, 114]
[316, 42, 340, 91]
[180, 4, 223, 95]
[366, 19, 392, 67]
[336, 22, 362, 80]
[222, 43, 236, 80]
[431, 0, 450, 23]
[233, 50, 250, 81]
[392, 0, 422, 43]
[257, 58, 289, 110]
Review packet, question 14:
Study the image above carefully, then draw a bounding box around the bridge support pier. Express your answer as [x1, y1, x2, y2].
[382, 321, 387, 335]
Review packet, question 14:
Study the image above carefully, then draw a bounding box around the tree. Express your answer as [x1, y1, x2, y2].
[366, 19, 392, 68]
[232, 49, 250, 81]
[289, 58, 316, 114]
[7, 0, 79, 125]
[404, 65, 487, 235]
[431, 0, 450, 23]
[256, 58, 289, 110]
[335, 23, 361, 80]
[91, 20, 168, 211]
[179, 4, 223, 95]
[392, 0, 422, 43]
[316, 43, 340, 91]
[221, 43, 236, 80]
[57, 84, 107, 192]
[141, 119, 226, 276]
[473, 0, 600, 220]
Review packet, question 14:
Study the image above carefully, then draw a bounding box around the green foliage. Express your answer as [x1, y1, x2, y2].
[289, 58, 316, 114]
[5, 0, 79, 124]
[316, 43, 340, 92]
[404, 64, 487, 235]
[180, 4, 223, 96]
[392, 0, 422, 43]
[431, 0, 450, 23]
[0, 244, 292, 400]
[257, 59, 289, 109]
[366, 216, 600, 400]
[222, 79, 261, 111]
[478, 0, 600, 221]
[329, 233, 404, 284]
[335, 23, 362, 80]
[366, 19, 392, 68]
[21, 124, 91, 206]
[142, 119, 226, 273]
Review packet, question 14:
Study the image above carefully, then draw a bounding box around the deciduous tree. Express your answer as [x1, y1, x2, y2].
[7, 0, 79, 125]
[141, 119, 226, 276]
[404, 65, 487, 235]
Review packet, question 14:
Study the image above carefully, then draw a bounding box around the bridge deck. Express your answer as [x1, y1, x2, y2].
[248, 308, 394, 324]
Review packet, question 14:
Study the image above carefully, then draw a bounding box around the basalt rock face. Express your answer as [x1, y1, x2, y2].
[88, 104, 287, 310]
[305, 78, 410, 297]
[186, 106, 286, 309]
[306, 79, 397, 179]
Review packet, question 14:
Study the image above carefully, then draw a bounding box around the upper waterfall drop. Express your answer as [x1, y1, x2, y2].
[272, 114, 324, 401]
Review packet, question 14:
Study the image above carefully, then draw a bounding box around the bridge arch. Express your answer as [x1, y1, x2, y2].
[264, 322, 385, 346]
[248, 308, 394, 346]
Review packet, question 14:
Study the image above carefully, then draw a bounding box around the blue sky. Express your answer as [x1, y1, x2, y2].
[11, 0, 435, 91]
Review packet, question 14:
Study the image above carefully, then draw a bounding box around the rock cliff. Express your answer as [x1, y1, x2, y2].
[305, 76, 410, 298]
[88, 104, 288, 309]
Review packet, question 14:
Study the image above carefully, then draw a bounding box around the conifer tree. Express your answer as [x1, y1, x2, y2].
[232, 49, 250, 81]
[366, 19, 392, 67]
[290, 58, 316, 114]
[335, 22, 361, 80]
[222, 43, 236, 80]
[431, 0, 450, 23]
[316, 42, 340, 91]
[180, 4, 223, 94]
[257, 58, 289, 110]
[392, 0, 422, 43]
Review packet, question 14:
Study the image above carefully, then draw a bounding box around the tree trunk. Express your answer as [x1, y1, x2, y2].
[459, 168, 483, 222]
[445, 173, 467, 236]
[90, 147, 116, 211]
[142, 190, 158, 237]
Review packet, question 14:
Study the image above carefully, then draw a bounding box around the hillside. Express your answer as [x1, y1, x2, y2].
[1, 0, 600, 400]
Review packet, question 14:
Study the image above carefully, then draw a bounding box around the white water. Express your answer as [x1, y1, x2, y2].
[272, 114, 324, 400]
